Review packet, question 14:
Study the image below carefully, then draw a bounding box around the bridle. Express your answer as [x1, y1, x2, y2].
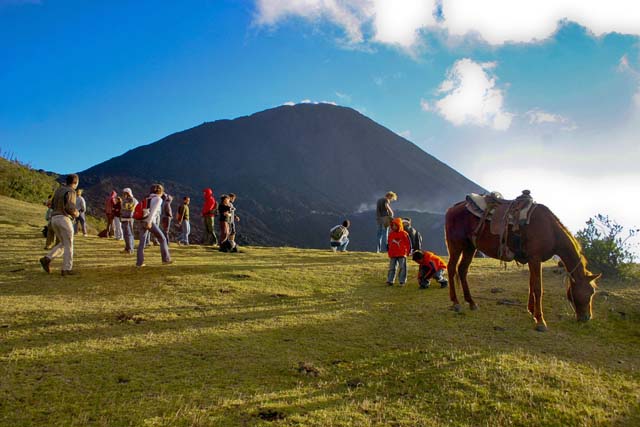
[564, 260, 582, 314]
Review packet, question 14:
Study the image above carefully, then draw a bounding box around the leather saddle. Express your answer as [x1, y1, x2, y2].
[465, 190, 538, 261]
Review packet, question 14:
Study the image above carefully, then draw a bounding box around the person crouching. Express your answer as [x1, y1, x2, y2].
[412, 250, 448, 289]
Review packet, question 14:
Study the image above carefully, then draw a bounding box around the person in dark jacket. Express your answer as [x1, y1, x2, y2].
[40, 174, 80, 276]
[113, 196, 123, 240]
[201, 188, 218, 246]
[218, 194, 232, 244]
[402, 218, 422, 254]
[376, 191, 397, 253]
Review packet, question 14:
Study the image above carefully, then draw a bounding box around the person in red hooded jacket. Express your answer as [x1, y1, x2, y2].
[201, 188, 218, 246]
[386, 217, 411, 286]
[412, 250, 448, 289]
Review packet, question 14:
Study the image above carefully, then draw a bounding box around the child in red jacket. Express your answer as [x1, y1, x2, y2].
[412, 250, 448, 289]
[386, 217, 411, 286]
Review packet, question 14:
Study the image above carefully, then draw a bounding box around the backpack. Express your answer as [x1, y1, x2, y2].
[330, 225, 345, 241]
[133, 197, 152, 221]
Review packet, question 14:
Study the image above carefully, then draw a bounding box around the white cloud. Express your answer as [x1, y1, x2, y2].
[254, 0, 373, 44]
[525, 109, 577, 131]
[372, 0, 438, 47]
[420, 98, 432, 112]
[254, 0, 438, 48]
[429, 58, 513, 130]
[618, 54, 640, 110]
[397, 130, 412, 139]
[442, 0, 640, 45]
[254, 0, 640, 49]
[335, 91, 351, 103]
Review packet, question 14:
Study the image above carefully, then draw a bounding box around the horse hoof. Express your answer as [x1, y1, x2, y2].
[470, 304, 479, 311]
[534, 324, 548, 332]
[450, 304, 461, 312]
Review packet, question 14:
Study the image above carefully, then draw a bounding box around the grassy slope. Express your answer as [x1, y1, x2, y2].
[0, 194, 638, 427]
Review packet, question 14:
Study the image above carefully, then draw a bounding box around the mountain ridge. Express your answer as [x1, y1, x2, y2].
[79, 103, 485, 251]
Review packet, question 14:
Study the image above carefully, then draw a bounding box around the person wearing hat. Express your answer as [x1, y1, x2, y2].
[120, 188, 138, 254]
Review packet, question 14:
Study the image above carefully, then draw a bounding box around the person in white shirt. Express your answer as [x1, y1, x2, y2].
[136, 184, 172, 267]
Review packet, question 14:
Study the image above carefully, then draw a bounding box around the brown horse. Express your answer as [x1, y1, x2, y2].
[445, 200, 601, 331]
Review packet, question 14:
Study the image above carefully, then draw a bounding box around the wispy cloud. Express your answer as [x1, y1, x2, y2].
[525, 109, 577, 131]
[426, 58, 513, 130]
[335, 91, 351, 103]
[397, 130, 412, 139]
[618, 54, 640, 109]
[253, 0, 640, 50]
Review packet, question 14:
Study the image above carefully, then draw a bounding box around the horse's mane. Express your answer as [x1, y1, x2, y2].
[541, 204, 589, 276]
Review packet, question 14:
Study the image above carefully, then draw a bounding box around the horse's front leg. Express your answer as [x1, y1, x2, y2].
[528, 260, 547, 331]
[459, 246, 478, 310]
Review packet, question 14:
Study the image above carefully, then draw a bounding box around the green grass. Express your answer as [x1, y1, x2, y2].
[1, 194, 639, 426]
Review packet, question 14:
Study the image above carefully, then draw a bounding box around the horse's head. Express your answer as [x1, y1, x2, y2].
[567, 272, 601, 321]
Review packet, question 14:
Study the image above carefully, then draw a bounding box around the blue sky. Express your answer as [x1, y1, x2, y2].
[1, 0, 639, 241]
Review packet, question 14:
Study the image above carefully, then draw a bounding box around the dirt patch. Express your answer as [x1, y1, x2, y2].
[297, 361, 320, 376]
[257, 409, 286, 421]
[115, 313, 146, 324]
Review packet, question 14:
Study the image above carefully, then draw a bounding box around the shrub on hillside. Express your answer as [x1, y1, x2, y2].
[0, 155, 59, 204]
[576, 214, 638, 277]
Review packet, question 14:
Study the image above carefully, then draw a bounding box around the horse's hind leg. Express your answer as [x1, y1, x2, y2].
[446, 244, 462, 311]
[458, 245, 479, 310]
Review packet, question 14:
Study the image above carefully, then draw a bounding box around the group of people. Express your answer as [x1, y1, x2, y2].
[39, 176, 448, 289]
[325, 190, 449, 289]
[39, 175, 242, 275]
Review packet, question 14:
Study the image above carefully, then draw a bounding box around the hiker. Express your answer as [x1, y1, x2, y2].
[201, 188, 218, 246]
[219, 234, 238, 253]
[218, 194, 232, 244]
[376, 191, 397, 253]
[386, 217, 411, 286]
[39, 174, 80, 276]
[402, 218, 422, 254]
[160, 193, 173, 244]
[44, 193, 59, 250]
[74, 189, 87, 236]
[329, 220, 350, 252]
[228, 193, 240, 238]
[176, 196, 190, 245]
[105, 190, 117, 237]
[412, 250, 448, 289]
[113, 196, 123, 240]
[120, 188, 138, 254]
[136, 183, 171, 267]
